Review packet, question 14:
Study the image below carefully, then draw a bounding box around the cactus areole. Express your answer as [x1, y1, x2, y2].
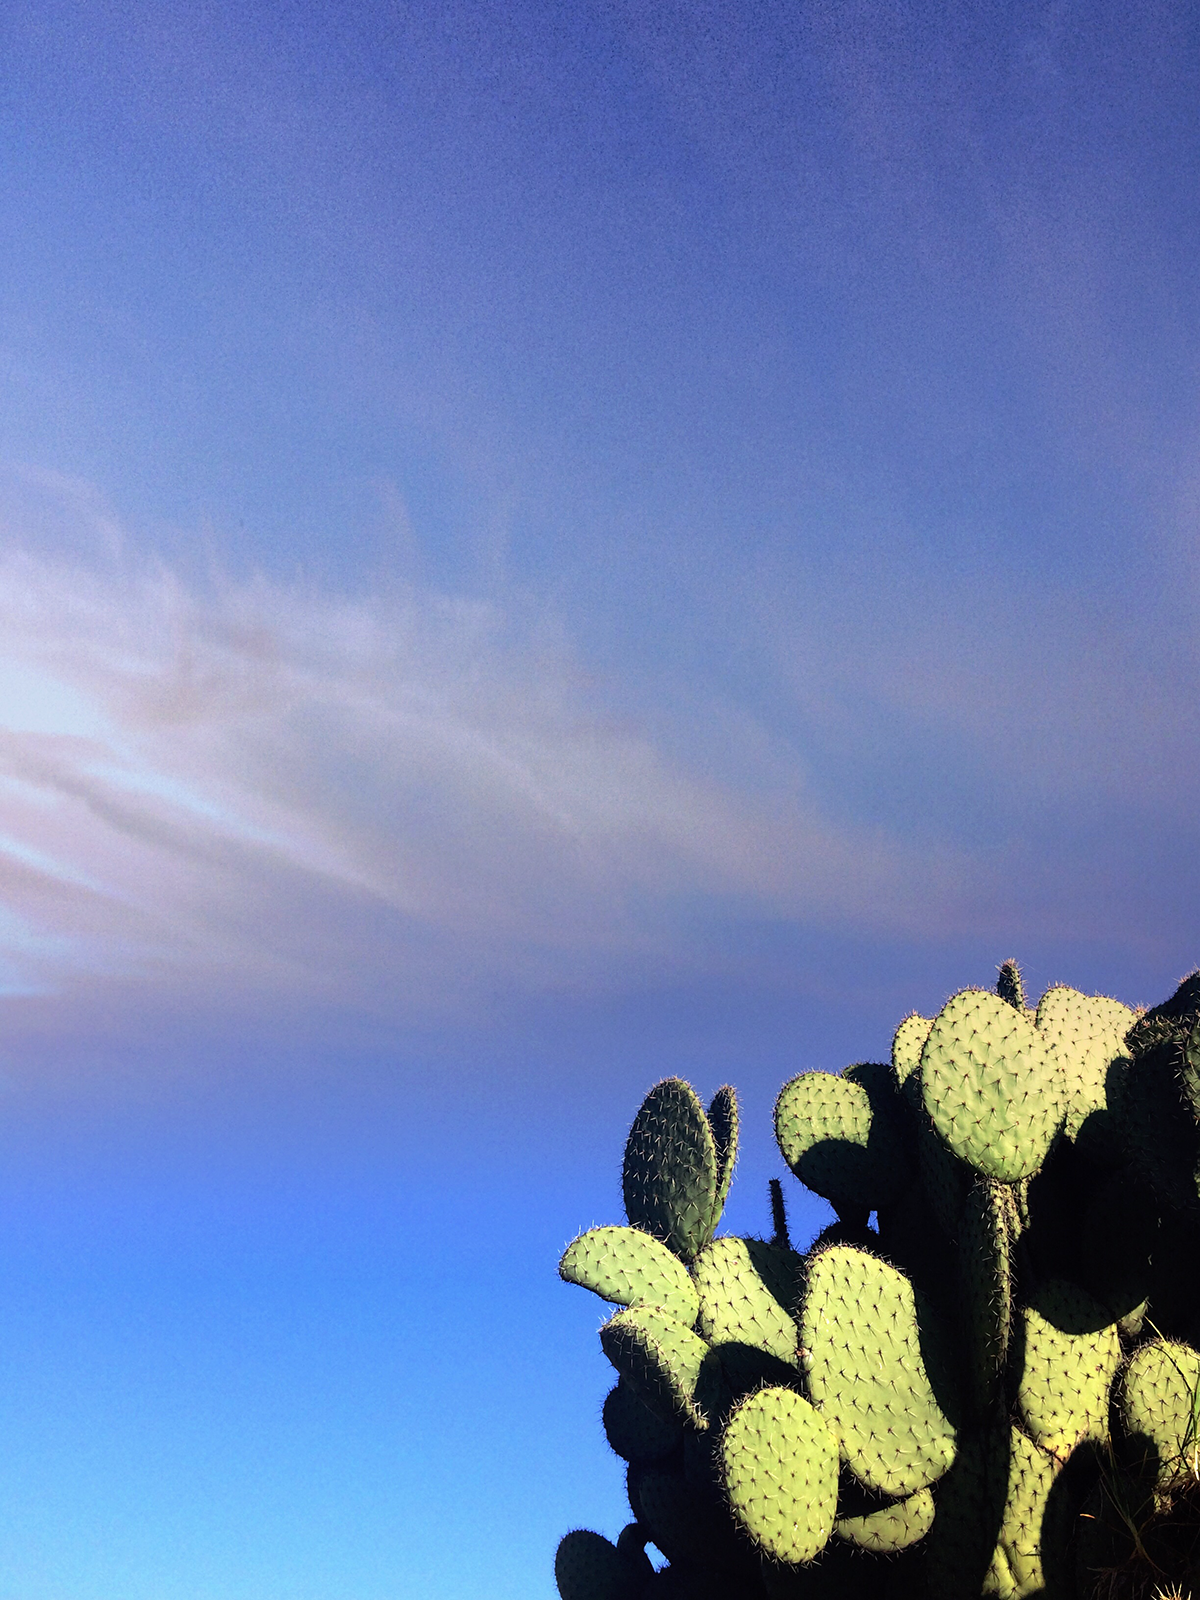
[553, 963, 1200, 1600]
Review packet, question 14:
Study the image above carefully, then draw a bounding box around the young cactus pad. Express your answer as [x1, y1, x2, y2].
[622, 1078, 723, 1262]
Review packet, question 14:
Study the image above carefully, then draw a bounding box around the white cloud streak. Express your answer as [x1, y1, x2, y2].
[0, 505, 975, 1028]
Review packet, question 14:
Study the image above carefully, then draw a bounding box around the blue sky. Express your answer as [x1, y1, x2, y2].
[0, 1, 1198, 1594]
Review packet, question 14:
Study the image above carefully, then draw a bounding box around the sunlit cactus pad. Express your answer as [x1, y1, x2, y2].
[1119, 1337, 1200, 1483]
[921, 989, 1063, 1181]
[833, 1485, 935, 1553]
[599, 1303, 717, 1429]
[891, 1011, 933, 1093]
[692, 1236, 801, 1367]
[559, 1224, 700, 1324]
[800, 1243, 958, 1495]
[720, 1387, 839, 1564]
[1014, 1278, 1121, 1461]
[1035, 984, 1134, 1151]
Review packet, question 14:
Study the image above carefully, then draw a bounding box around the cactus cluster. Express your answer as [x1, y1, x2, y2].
[554, 962, 1200, 1599]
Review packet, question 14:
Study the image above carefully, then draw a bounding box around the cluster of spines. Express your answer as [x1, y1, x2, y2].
[554, 964, 1200, 1600]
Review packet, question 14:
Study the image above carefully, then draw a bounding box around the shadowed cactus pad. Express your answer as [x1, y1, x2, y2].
[623, 1078, 721, 1262]
[602, 1380, 683, 1463]
[554, 1529, 633, 1600]
[559, 1225, 701, 1324]
[800, 1244, 958, 1495]
[599, 1304, 719, 1429]
[922, 989, 1063, 1182]
[1119, 1337, 1200, 1483]
[719, 1386, 839, 1564]
[775, 1069, 910, 1215]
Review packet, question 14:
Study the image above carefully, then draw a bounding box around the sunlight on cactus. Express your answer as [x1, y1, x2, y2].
[555, 963, 1200, 1599]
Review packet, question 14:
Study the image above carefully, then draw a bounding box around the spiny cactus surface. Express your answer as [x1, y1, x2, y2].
[555, 961, 1200, 1600]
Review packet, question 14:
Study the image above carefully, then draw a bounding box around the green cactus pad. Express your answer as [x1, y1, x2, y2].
[921, 988, 1063, 1182]
[719, 1386, 839, 1564]
[800, 1244, 958, 1496]
[983, 1428, 1061, 1599]
[692, 1237, 800, 1368]
[1035, 984, 1135, 1158]
[560, 1226, 701, 1325]
[602, 1380, 684, 1463]
[599, 1304, 720, 1430]
[707, 1086, 739, 1238]
[1119, 1337, 1200, 1484]
[775, 1069, 910, 1214]
[833, 1485, 934, 1553]
[957, 1179, 1013, 1415]
[554, 1530, 630, 1600]
[891, 1013, 933, 1094]
[623, 1079, 719, 1263]
[1014, 1278, 1121, 1461]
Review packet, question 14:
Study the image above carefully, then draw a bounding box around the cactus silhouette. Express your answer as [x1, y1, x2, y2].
[555, 964, 1200, 1598]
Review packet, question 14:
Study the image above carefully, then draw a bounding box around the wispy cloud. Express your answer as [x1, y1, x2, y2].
[0, 484, 987, 1035]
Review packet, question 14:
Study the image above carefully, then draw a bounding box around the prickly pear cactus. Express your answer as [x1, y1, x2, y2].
[555, 964, 1200, 1600]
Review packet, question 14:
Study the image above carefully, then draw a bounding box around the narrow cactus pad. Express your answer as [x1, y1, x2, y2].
[833, 1486, 935, 1553]
[1035, 984, 1135, 1155]
[996, 960, 1026, 1011]
[560, 1225, 701, 1325]
[921, 989, 1063, 1182]
[707, 1086, 739, 1238]
[800, 1245, 958, 1495]
[984, 1427, 1060, 1599]
[599, 1304, 718, 1430]
[1119, 1337, 1200, 1484]
[775, 1070, 910, 1214]
[623, 1078, 719, 1263]
[602, 1380, 684, 1463]
[692, 1237, 800, 1366]
[891, 1013, 933, 1093]
[957, 1179, 1013, 1414]
[719, 1386, 839, 1564]
[554, 1530, 630, 1600]
[1014, 1278, 1121, 1460]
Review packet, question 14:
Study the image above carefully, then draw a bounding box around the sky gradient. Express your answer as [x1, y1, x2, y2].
[0, 2, 1199, 1595]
